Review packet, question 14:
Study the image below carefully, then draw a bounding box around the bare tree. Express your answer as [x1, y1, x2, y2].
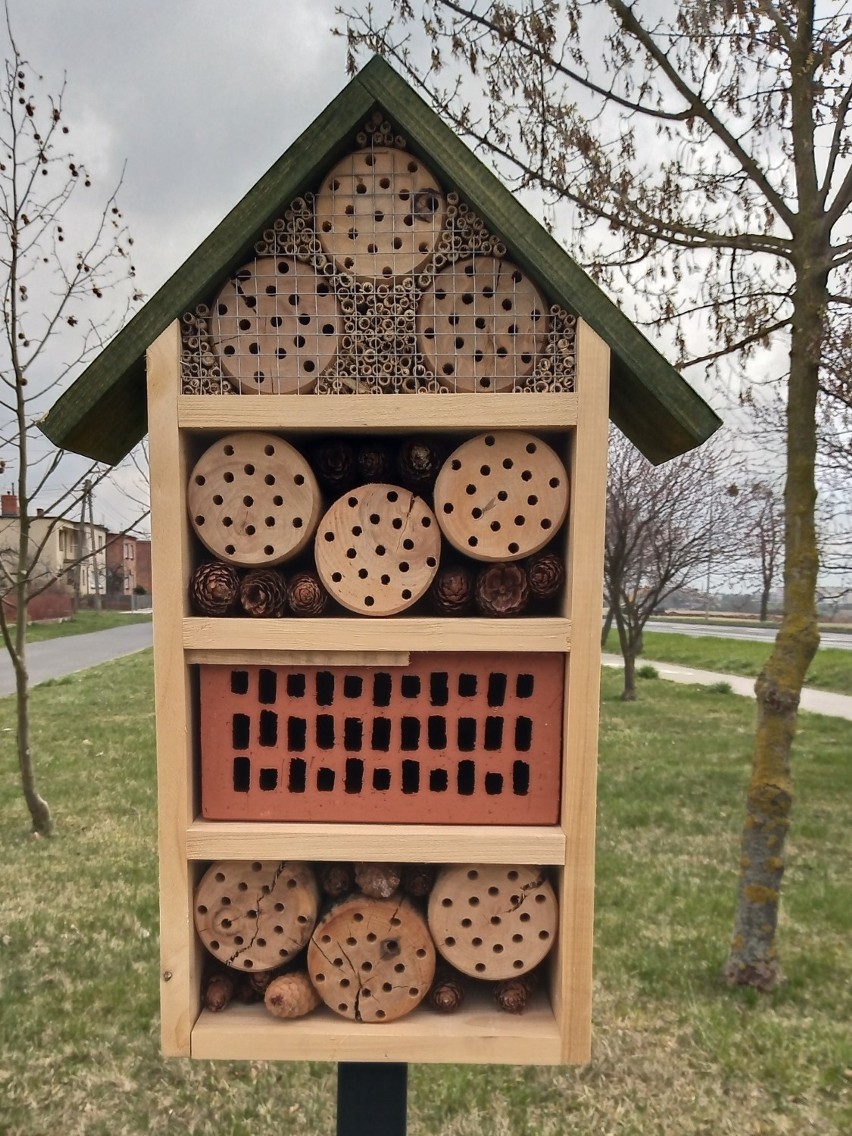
[742, 482, 785, 623]
[605, 430, 740, 700]
[0, 13, 141, 835]
[341, 0, 852, 988]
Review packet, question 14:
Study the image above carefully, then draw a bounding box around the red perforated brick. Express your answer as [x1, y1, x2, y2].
[199, 653, 563, 824]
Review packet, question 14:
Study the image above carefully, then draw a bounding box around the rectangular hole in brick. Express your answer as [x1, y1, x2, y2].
[317, 767, 335, 792]
[457, 717, 477, 751]
[316, 714, 335, 749]
[287, 673, 306, 698]
[259, 767, 279, 791]
[402, 759, 420, 794]
[232, 713, 250, 750]
[428, 715, 447, 749]
[484, 716, 504, 750]
[430, 768, 448, 792]
[487, 672, 508, 707]
[514, 716, 533, 751]
[513, 760, 530, 795]
[232, 756, 251, 793]
[259, 710, 278, 747]
[485, 771, 504, 795]
[345, 717, 363, 751]
[516, 673, 535, 699]
[343, 675, 363, 699]
[258, 668, 277, 704]
[230, 670, 249, 695]
[401, 674, 421, 698]
[371, 717, 391, 751]
[373, 673, 392, 706]
[316, 671, 335, 706]
[288, 717, 307, 751]
[401, 716, 421, 750]
[288, 757, 306, 793]
[458, 673, 478, 697]
[373, 767, 391, 791]
[457, 759, 476, 795]
[345, 757, 364, 794]
[430, 672, 449, 706]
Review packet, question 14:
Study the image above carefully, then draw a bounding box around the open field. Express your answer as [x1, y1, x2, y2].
[0, 654, 849, 1134]
[605, 629, 852, 696]
[26, 609, 152, 642]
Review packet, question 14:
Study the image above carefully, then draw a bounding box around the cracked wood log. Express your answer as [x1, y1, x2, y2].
[307, 894, 436, 1022]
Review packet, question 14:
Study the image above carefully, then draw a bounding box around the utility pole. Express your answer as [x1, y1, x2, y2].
[86, 480, 102, 611]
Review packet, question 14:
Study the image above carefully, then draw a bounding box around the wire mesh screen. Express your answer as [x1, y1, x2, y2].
[181, 113, 576, 396]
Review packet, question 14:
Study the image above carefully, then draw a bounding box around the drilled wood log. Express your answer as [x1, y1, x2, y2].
[307, 895, 436, 1023]
[427, 864, 557, 980]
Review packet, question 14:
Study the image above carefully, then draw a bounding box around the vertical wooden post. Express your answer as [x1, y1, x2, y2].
[337, 1063, 407, 1135]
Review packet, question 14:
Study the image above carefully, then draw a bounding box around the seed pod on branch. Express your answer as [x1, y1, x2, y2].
[355, 861, 402, 898]
[264, 971, 321, 1019]
[286, 570, 329, 616]
[429, 562, 474, 615]
[474, 561, 530, 617]
[239, 568, 288, 618]
[313, 439, 357, 493]
[190, 561, 240, 616]
[526, 548, 565, 600]
[319, 861, 355, 898]
[493, 970, 540, 1014]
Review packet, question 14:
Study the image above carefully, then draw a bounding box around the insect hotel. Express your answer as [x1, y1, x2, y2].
[43, 57, 719, 1066]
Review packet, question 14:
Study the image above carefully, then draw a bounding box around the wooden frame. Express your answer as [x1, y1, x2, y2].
[149, 316, 609, 1065]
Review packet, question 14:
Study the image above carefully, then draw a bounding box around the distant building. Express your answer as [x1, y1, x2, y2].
[104, 532, 152, 597]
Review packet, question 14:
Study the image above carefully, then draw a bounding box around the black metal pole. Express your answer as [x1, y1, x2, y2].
[337, 1062, 408, 1136]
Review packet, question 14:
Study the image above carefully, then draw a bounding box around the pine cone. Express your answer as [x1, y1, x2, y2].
[357, 442, 393, 483]
[494, 971, 539, 1014]
[190, 561, 240, 616]
[354, 861, 402, 899]
[203, 970, 234, 1012]
[232, 974, 261, 1004]
[474, 562, 530, 617]
[239, 568, 288, 618]
[313, 440, 357, 493]
[527, 549, 565, 600]
[402, 863, 436, 898]
[429, 972, 465, 1013]
[286, 570, 329, 616]
[397, 437, 444, 492]
[248, 968, 283, 997]
[319, 862, 354, 898]
[264, 971, 321, 1019]
[429, 563, 474, 616]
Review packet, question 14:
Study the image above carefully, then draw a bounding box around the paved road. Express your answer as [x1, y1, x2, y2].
[645, 620, 852, 650]
[602, 653, 852, 719]
[0, 621, 153, 698]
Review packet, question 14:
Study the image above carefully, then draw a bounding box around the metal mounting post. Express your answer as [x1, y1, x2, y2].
[337, 1062, 408, 1135]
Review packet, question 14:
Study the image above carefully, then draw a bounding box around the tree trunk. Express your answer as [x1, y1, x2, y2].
[723, 278, 823, 990]
[601, 605, 614, 648]
[759, 588, 770, 623]
[621, 649, 637, 702]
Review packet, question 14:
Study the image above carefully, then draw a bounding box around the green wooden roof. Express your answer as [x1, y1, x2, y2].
[40, 55, 720, 465]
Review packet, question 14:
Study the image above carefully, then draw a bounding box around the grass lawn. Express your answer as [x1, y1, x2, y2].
[0, 655, 849, 1134]
[605, 629, 852, 696]
[26, 609, 152, 643]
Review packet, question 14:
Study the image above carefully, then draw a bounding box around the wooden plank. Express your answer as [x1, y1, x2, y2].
[185, 821, 566, 864]
[190, 991, 563, 1065]
[556, 319, 610, 1064]
[185, 649, 410, 668]
[148, 321, 199, 1057]
[182, 616, 572, 653]
[178, 392, 578, 433]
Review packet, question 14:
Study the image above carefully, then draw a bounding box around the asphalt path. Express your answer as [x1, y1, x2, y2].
[645, 619, 852, 650]
[0, 621, 153, 698]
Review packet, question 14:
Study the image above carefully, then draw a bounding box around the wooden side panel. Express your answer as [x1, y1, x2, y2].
[555, 319, 610, 1063]
[148, 320, 199, 1056]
